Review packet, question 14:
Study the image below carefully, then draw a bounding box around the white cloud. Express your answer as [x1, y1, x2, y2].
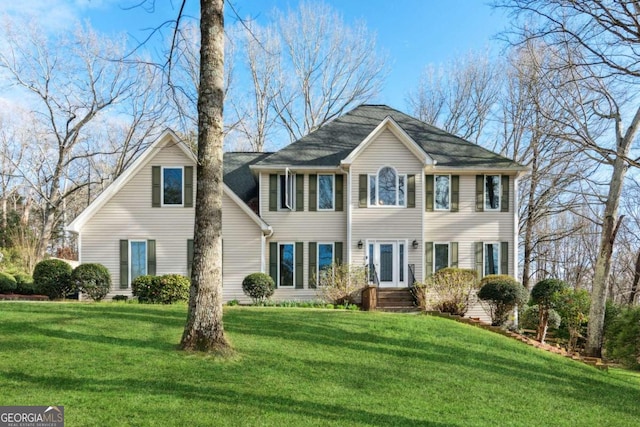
[0, 0, 117, 32]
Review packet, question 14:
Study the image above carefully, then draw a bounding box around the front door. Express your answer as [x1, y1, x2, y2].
[368, 240, 407, 287]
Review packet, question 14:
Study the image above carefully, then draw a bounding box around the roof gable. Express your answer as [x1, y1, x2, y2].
[341, 116, 434, 166]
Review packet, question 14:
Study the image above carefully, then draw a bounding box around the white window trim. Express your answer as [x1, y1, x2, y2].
[278, 242, 295, 287]
[483, 242, 501, 276]
[317, 242, 335, 281]
[129, 239, 147, 286]
[317, 174, 335, 211]
[484, 174, 501, 212]
[433, 242, 451, 273]
[367, 166, 407, 208]
[434, 174, 451, 211]
[277, 170, 295, 211]
[161, 166, 184, 207]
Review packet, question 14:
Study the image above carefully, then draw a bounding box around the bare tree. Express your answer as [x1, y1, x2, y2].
[180, 0, 230, 353]
[407, 51, 501, 144]
[498, 0, 640, 357]
[272, 1, 387, 141]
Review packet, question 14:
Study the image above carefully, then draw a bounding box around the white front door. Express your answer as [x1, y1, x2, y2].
[367, 240, 407, 288]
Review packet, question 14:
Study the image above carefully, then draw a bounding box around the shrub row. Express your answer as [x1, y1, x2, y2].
[132, 274, 190, 304]
[27, 259, 112, 301]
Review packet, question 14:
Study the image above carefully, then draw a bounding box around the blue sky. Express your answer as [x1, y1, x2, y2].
[1, 0, 510, 110]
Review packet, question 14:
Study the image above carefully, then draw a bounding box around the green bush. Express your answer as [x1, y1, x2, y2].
[33, 259, 74, 300]
[156, 274, 190, 304]
[424, 268, 478, 315]
[605, 306, 640, 369]
[521, 305, 561, 330]
[530, 278, 568, 342]
[552, 288, 590, 351]
[13, 273, 36, 295]
[112, 295, 128, 302]
[0, 271, 17, 294]
[477, 275, 528, 326]
[131, 275, 156, 303]
[132, 274, 189, 304]
[72, 263, 112, 302]
[242, 272, 275, 304]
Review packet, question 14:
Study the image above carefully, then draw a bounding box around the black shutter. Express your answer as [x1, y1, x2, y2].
[119, 240, 128, 289]
[501, 242, 509, 275]
[309, 174, 317, 212]
[476, 175, 484, 212]
[147, 240, 156, 276]
[296, 174, 304, 211]
[451, 175, 459, 212]
[269, 174, 277, 211]
[309, 242, 317, 288]
[184, 166, 193, 208]
[335, 174, 344, 211]
[152, 166, 161, 207]
[475, 242, 484, 279]
[335, 242, 343, 265]
[187, 239, 194, 279]
[501, 175, 509, 212]
[407, 174, 415, 208]
[425, 175, 434, 212]
[451, 242, 458, 268]
[295, 242, 304, 289]
[425, 242, 433, 278]
[359, 174, 367, 208]
[269, 242, 278, 287]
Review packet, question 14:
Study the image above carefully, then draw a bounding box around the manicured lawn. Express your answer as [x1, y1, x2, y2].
[1, 303, 639, 426]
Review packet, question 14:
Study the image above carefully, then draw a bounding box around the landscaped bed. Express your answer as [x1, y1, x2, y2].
[0, 302, 638, 426]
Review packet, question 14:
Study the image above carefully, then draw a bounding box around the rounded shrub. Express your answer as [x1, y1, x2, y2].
[531, 278, 567, 307]
[72, 263, 112, 302]
[132, 275, 158, 303]
[521, 305, 561, 330]
[156, 274, 190, 304]
[33, 259, 74, 300]
[0, 271, 18, 294]
[242, 272, 275, 304]
[477, 275, 528, 326]
[132, 274, 189, 304]
[13, 273, 37, 295]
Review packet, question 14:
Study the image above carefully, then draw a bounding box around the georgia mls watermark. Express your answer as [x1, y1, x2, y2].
[0, 406, 64, 427]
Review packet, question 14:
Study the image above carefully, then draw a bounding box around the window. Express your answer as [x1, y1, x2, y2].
[317, 243, 334, 283]
[162, 167, 183, 205]
[434, 243, 449, 272]
[279, 169, 295, 210]
[318, 174, 334, 210]
[484, 243, 500, 276]
[279, 243, 294, 287]
[485, 175, 501, 210]
[369, 166, 406, 207]
[435, 175, 450, 210]
[130, 240, 147, 282]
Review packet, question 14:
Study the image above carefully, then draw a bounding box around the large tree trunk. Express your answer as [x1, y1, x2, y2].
[180, 0, 230, 353]
[585, 156, 628, 357]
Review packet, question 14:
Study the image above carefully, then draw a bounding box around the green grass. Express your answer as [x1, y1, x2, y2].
[1, 303, 639, 426]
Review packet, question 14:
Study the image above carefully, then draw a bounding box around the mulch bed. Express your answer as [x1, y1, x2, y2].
[0, 294, 49, 301]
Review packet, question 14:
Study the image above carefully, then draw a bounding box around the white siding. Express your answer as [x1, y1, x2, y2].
[261, 171, 347, 293]
[424, 174, 515, 277]
[80, 142, 263, 301]
[350, 129, 424, 283]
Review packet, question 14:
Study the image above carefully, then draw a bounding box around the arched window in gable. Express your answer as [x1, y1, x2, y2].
[369, 166, 406, 206]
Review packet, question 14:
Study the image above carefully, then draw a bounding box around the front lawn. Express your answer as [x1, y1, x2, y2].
[0, 303, 638, 426]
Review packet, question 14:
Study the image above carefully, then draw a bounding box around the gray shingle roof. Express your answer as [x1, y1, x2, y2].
[223, 152, 272, 204]
[254, 104, 524, 169]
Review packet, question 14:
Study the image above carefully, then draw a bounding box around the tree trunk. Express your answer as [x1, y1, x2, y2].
[585, 155, 628, 357]
[180, 0, 230, 353]
[536, 306, 549, 343]
[628, 249, 640, 305]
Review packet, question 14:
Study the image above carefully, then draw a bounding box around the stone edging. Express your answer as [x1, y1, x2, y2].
[424, 311, 609, 371]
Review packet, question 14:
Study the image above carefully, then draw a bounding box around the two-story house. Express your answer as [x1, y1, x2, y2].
[67, 104, 527, 305]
